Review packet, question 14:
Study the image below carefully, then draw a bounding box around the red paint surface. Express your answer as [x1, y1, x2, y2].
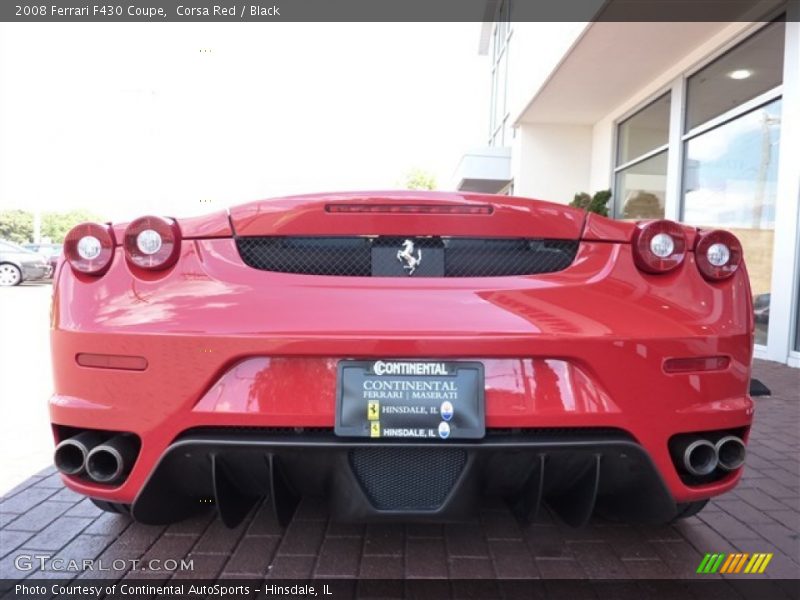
[230, 190, 586, 238]
[50, 192, 754, 505]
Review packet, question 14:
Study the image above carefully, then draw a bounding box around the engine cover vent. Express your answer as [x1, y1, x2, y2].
[236, 236, 579, 277]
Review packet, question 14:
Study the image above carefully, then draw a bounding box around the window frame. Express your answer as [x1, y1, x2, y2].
[679, 22, 784, 352]
[614, 92, 671, 168]
[610, 17, 795, 358]
[679, 88, 783, 223]
[611, 89, 672, 218]
[488, 0, 513, 146]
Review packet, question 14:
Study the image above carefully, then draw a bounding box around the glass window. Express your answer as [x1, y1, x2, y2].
[614, 92, 670, 219]
[683, 99, 782, 345]
[685, 20, 784, 132]
[617, 94, 670, 165]
[615, 151, 668, 219]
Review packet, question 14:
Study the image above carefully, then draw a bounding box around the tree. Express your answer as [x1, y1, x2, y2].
[402, 168, 437, 191]
[0, 210, 34, 244]
[587, 190, 612, 217]
[569, 189, 612, 217]
[570, 192, 592, 210]
[41, 210, 104, 243]
[0, 209, 105, 244]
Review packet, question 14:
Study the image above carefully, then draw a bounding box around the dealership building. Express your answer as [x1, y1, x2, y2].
[454, 7, 800, 367]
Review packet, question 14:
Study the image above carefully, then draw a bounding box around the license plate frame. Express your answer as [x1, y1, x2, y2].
[335, 360, 485, 440]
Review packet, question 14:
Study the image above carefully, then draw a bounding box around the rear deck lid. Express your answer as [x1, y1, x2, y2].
[229, 191, 586, 239]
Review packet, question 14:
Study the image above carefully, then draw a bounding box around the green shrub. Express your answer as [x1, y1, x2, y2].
[569, 189, 612, 217]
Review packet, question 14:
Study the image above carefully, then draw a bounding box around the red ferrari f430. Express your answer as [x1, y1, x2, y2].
[49, 191, 754, 527]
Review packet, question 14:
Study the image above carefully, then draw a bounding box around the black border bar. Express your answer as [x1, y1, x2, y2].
[3, 578, 800, 599]
[3, 0, 799, 23]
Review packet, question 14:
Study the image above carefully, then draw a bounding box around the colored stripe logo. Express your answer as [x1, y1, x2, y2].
[697, 552, 773, 574]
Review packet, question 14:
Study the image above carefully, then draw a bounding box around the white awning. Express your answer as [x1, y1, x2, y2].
[452, 146, 512, 193]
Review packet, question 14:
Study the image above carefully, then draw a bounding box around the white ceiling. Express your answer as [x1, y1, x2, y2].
[517, 22, 732, 125]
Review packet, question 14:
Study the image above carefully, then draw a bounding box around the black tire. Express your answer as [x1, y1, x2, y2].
[672, 499, 708, 521]
[90, 498, 132, 516]
[0, 263, 22, 286]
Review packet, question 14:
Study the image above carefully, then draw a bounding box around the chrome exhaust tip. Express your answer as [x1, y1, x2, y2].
[54, 432, 106, 476]
[683, 439, 718, 476]
[85, 435, 136, 484]
[716, 436, 746, 471]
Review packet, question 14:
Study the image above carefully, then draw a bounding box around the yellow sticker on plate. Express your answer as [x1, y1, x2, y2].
[367, 401, 380, 420]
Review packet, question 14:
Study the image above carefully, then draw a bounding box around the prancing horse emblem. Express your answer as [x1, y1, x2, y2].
[397, 239, 422, 275]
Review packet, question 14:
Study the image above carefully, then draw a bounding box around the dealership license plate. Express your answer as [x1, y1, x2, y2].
[335, 360, 485, 440]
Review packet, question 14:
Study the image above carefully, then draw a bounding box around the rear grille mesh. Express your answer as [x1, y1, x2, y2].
[349, 447, 466, 510]
[236, 236, 578, 277]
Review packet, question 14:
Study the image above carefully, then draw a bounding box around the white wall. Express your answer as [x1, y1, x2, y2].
[513, 123, 592, 203]
[589, 120, 615, 193]
[505, 22, 588, 127]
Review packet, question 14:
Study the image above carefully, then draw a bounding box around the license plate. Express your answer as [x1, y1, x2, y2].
[335, 360, 485, 440]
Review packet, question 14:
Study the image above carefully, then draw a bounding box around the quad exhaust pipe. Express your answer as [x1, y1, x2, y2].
[673, 434, 746, 477]
[54, 432, 137, 484]
[54, 432, 106, 476]
[716, 436, 746, 471]
[681, 439, 718, 476]
[86, 436, 137, 483]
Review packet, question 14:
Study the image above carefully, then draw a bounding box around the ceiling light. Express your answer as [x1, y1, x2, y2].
[728, 69, 752, 80]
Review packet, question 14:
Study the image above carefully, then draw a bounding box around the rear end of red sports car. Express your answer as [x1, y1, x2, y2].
[49, 191, 754, 527]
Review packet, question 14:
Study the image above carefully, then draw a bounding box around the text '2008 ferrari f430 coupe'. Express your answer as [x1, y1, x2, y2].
[50, 191, 754, 528]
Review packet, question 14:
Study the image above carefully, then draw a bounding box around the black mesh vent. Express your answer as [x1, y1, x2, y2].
[237, 237, 372, 276]
[444, 238, 575, 276]
[349, 447, 466, 510]
[236, 236, 578, 277]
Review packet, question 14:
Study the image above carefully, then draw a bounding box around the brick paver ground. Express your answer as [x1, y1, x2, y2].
[1, 361, 798, 584]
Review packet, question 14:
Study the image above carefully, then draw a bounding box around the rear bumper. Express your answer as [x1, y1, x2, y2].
[131, 429, 678, 526]
[49, 238, 755, 515]
[50, 351, 753, 510]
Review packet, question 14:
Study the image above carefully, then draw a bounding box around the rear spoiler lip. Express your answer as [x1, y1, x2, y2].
[110, 194, 697, 249]
[229, 193, 586, 240]
[582, 212, 699, 249]
[582, 212, 633, 243]
[111, 210, 233, 245]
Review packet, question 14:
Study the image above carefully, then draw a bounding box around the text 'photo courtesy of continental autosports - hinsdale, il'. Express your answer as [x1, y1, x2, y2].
[49, 190, 753, 528]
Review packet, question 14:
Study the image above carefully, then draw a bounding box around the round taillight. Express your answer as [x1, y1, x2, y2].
[124, 216, 181, 270]
[632, 220, 687, 274]
[64, 223, 115, 275]
[695, 230, 742, 281]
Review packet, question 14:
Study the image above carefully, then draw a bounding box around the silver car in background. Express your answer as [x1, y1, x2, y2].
[0, 240, 52, 286]
[23, 242, 62, 278]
